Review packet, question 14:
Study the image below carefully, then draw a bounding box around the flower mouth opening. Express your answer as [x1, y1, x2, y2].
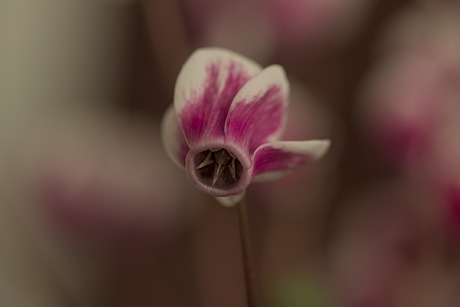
[193, 148, 243, 190]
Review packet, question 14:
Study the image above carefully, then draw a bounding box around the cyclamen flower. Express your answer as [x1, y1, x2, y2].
[162, 48, 330, 206]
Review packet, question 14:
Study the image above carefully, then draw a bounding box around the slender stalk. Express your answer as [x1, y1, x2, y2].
[236, 199, 259, 307]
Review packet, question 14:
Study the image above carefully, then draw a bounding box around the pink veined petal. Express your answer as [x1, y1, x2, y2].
[225, 65, 289, 154]
[252, 140, 330, 181]
[174, 47, 262, 146]
[215, 192, 245, 207]
[161, 104, 189, 168]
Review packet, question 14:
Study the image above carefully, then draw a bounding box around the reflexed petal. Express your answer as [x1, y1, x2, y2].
[252, 140, 330, 181]
[161, 104, 189, 168]
[174, 47, 262, 146]
[225, 65, 289, 154]
[215, 192, 245, 207]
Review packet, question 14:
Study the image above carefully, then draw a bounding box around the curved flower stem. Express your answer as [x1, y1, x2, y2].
[237, 199, 259, 307]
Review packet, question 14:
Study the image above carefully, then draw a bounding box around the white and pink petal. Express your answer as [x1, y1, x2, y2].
[252, 140, 330, 181]
[225, 65, 289, 154]
[174, 47, 262, 146]
[161, 104, 189, 168]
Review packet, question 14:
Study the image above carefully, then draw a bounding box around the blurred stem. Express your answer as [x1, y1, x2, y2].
[141, 0, 192, 95]
[237, 199, 259, 307]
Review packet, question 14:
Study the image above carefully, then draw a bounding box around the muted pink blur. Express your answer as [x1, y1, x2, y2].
[359, 7, 460, 236]
[182, 0, 375, 62]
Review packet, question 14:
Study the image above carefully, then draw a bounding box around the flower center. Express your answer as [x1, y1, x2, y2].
[194, 149, 242, 189]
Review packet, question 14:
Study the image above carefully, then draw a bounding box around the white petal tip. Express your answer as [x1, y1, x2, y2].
[266, 64, 287, 77]
[192, 47, 257, 62]
[310, 139, 331, 160]
[215, 193, 245, 207]
[261, 64, 289, 94]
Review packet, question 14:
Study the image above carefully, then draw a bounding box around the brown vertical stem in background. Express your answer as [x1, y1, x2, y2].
[141, 0, 192, 95]
[237, 199, 259, 307]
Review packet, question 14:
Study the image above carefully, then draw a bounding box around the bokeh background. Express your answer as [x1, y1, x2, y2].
[1, 0, 460, 306]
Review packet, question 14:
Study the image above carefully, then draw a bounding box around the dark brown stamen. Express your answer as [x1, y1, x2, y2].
[195, 149, 241, 188]
[196, 151, 214, 169]
[229, 158, 237, 181]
